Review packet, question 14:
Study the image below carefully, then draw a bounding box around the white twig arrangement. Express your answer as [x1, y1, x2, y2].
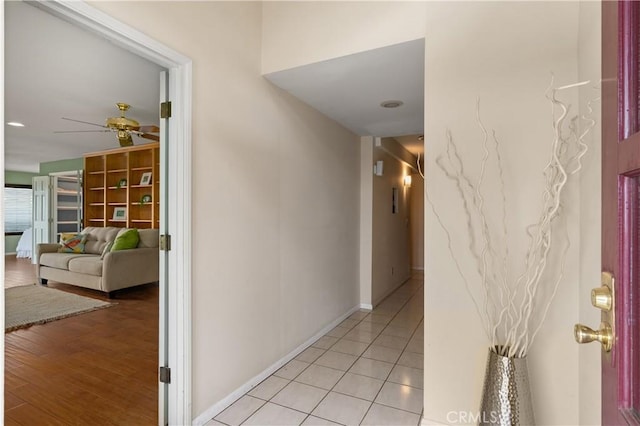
[429, 77, 598, 358]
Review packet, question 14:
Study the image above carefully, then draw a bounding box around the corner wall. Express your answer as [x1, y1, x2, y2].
[424, 2, 584, 424]
[410, 172, 424, 271]
[372, 139, 412, 305]
[360, 137, 415, 308]
[360, 137, 374, 308]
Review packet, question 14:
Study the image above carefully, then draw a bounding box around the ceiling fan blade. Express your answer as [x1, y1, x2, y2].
[54, 130, 112, 134]
[139, 133, 160, 141]
[61, 117, 108, 128]
[130, 129, 160, 141]
[135, 125, 160, 133]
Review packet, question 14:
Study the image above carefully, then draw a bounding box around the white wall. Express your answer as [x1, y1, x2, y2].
[361, 137, 414, 307]
[578, 1, 602, 423]
[92, 1, 361, 419]
[372, 139, 412, 305]
[409, 172, 424, 270]
[360, 137, 374, 308]
[262, 1, 427, 74]
[424, 2, 588, 425]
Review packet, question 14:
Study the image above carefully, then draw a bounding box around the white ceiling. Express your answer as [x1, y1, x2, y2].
[264, 38, 425, 145]
[5, 1, 164, 173]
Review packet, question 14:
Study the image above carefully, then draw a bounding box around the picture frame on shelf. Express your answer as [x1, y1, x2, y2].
[112, 207, 126, 221]
[140, 172, 152, 186]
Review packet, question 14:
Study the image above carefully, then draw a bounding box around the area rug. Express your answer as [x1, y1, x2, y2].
[5, 284, 113, 332]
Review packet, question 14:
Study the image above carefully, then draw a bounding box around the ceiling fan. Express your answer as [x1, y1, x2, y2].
[55, 103, 160, 147]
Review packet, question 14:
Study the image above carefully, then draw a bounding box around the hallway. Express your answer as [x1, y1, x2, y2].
[209, 272, 424, 426]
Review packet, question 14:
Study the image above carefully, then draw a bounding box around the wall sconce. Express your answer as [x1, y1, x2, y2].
[403, 175, 412, 187]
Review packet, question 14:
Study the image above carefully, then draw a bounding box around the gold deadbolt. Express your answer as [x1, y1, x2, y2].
[574, 322, 613, 352]
[591, 285, 612, 311]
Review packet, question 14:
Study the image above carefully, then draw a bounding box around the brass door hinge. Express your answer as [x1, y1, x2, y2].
[160, 234, 171, 251]
[160, 101, 172, 119]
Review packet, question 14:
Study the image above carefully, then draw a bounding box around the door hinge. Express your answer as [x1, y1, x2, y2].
[159, 366, 171, 384]
[160, 234, 172, 251]
[160, 101, 172, 119]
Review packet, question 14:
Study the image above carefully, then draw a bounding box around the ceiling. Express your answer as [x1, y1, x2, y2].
[5, 1, 164, 173]
[393, 135, 424, 157]
[5, 3, 423, 174]
[264, 38, 425, 149]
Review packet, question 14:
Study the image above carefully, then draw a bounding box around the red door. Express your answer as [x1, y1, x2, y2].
[602, 1, 640, 423]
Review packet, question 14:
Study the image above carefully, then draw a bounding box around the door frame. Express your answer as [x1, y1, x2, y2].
[25, 1, 193, 424]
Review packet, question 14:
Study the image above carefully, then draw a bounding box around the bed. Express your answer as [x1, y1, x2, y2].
[16, 227, 32, 259]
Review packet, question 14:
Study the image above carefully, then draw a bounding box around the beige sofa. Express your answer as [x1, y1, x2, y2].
[36, 226, 159, 297]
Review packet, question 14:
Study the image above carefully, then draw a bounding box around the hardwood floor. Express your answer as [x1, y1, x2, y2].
[4, 256, 37, 289]
[4, 255, 158, 425]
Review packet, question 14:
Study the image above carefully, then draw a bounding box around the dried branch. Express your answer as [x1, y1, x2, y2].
[430, 76, 598, 357]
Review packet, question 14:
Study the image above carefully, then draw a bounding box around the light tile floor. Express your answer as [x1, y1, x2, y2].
[208, 272, 424, 426]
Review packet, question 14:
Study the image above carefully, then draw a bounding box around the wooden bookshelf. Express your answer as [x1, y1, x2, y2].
[83, 142, 160, 229]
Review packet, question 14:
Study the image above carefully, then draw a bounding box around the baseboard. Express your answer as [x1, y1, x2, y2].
[412, 267, 424, 271]
[192, 304, 363, 426]
[5, 252, 17, 256]
[359, 303, 373, 310]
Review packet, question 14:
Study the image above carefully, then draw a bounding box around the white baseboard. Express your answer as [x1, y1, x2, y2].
[192, 304, 363, 426]
[359, 303, 373, 311]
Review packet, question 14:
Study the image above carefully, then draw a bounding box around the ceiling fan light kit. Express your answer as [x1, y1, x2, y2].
[117, 130, 134, 147]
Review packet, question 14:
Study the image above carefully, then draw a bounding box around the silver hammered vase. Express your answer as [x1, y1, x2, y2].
[479, 347, 535, 425]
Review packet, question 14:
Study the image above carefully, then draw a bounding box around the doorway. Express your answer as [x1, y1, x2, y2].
[2, 1, 192, 424]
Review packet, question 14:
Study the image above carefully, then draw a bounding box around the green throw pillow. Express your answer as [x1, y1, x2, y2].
[58, 233, 87, 253]
[111, 229, 140, 251]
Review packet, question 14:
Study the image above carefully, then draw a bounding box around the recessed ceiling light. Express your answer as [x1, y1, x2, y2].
[380, 100, 404, 109]
[7, 122, 25, 127]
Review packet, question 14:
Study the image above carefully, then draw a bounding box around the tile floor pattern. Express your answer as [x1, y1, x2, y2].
[207, 273, 424, 426]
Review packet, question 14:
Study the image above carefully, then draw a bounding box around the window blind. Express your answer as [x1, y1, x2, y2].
[4, 186, 32, 233]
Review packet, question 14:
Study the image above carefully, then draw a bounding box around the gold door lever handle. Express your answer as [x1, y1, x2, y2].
[574, 322, 613, 352]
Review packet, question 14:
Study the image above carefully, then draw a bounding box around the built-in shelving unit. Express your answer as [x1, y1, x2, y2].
[84, 142, 160, 229]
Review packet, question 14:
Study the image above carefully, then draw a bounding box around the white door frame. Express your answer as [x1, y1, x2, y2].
[28, 2, 193, 424]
